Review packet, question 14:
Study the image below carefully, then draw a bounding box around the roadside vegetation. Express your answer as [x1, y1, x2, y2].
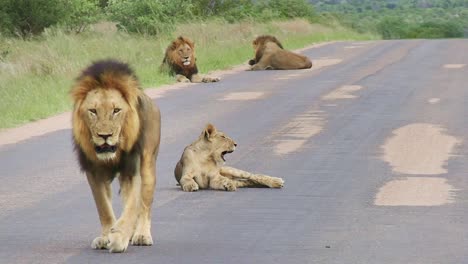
[313, 0, 467, 39]
[0, 0, 378, 129]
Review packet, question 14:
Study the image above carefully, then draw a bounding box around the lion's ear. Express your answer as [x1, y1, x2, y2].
[203, 123, 217, 139]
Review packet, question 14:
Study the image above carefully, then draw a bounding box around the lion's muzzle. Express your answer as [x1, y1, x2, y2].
[95, 143, 117, 154]
[182, 58, 191, 66]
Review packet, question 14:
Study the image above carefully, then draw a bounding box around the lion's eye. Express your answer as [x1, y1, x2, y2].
[89, 109, 97, 115]
[113, 108, 121, 114]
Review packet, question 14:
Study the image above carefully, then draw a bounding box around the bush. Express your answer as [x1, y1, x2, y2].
[64, 0, 102, 33]
[107, 0, 194, 35]
[406, 21, 464, 38]
[0, 0, 101, 37]
[0, 0, 68, 37]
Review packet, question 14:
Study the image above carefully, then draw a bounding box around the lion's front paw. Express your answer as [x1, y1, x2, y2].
[182, 181, 199, 192]
[177, 76, 191, 83]
[203, 77, 220, 83]
[108, 229, 129, 253]
[131, 233, 153, 246]
[223, 181, 237, 191]
[91, 236, 109, 250]
[268, 177, 284, 188]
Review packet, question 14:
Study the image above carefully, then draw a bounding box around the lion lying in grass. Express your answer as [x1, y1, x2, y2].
[248, 35, 312, 70]
[174, 124, 284, 191]
[161, 36, 220, 83]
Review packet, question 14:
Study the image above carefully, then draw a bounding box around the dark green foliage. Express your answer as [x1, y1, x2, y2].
[0, 0, 68, 36]
[0, 0, 318, 37]
[106, 0, 317, 34]
[313, 0, 467, 39]
[106, 0, 194, 35]
[0, 0, 101, 37]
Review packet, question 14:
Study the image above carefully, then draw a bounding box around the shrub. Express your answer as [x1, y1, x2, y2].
[0, 0, 68, 37]
[107, 0, 194, 35]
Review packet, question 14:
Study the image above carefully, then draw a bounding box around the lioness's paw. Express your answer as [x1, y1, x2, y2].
[268, 177, 284, 188]
[223, 181, 237, 191]
[91, 236, 109, 250]
[131, 233, 153, 246]
[108, 230, 129, 253]
[182, 182, 199, 192]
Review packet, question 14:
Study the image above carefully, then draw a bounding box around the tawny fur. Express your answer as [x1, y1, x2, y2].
[160, 36, 220, 83]
[71, 60, 161, 253]
[174, 124, 284, 192]
[248, 35, 312, 70]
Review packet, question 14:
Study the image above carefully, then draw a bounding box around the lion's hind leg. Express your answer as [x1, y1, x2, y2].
[220, 166, 284, 188]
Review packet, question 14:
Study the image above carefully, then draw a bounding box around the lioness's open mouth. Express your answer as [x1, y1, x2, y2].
[95, 144, 117, 153]
[221, 150, 234, 161]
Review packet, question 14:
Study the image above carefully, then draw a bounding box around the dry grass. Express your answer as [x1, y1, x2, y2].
[0, 19, 378, 129]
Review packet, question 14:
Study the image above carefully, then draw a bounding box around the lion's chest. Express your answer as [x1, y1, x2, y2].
[192, 164, 219, 189]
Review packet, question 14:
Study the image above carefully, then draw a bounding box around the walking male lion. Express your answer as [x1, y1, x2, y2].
[71, 60, 161, 253]
[161, 36, 220, 83]
[174, 124, 284, 191]
[248, 35, 312, 70]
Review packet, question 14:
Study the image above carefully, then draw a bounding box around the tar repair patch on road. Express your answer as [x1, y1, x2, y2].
[219, 92, 265, 101]
[381, 123, 461, 175]
[322, 85, 364, 100]
[375, 177, 456, 206]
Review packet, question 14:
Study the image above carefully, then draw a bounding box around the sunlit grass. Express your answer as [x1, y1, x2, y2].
[0, 19, 379, 129]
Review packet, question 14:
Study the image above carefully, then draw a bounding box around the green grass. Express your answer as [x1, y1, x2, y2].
[0, 19, 378, 129]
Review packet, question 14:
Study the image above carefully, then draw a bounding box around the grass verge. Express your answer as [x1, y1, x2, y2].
[0, 19, 378, 129]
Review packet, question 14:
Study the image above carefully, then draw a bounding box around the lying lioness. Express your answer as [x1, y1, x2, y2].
[174, 124, 284, 191]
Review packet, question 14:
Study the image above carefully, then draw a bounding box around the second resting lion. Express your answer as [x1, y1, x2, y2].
[248, 35, 312, 70]
[174, 124, 284, 192]
[160, 36, 220, 83]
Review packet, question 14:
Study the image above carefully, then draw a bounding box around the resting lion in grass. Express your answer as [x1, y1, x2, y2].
[174, 124, 284, 192]
[71, 59, 161, 253]
[161, 36, 220, 83]
[248, 35, 312, 70]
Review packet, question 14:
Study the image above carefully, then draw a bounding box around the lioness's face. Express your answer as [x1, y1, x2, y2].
[81, 88, 129, 161]
[176, 43, 193, 66]
[203, 124, 237, 163]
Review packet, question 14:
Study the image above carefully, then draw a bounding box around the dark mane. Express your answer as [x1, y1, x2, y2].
[78, 59, 136, 83]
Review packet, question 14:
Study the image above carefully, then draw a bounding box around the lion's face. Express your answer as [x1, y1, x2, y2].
[80, 88, 130, 161]
[175, 43, 193, 67]
[202, 124, 237, 163]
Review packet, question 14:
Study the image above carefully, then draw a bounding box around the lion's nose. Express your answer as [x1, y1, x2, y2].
[98, 133, 113, 140]
[184, 56, 189, 60]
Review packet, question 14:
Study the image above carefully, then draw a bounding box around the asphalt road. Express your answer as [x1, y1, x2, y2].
[1, 39, 467, 264]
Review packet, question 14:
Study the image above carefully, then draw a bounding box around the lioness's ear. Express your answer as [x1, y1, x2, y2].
[203, 123, 217, 139]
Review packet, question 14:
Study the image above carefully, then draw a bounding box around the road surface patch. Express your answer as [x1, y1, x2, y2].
[321, 85, 363, 100]
[443, 64, 466, 69]
[381, 123, 461, 175]
[275, 73, 303, 80]
[274, 110, 325, 155]
[374, 177, 456, 206]
[312, 59, 343, 70]
[219, 92, 265, 101]
[428, 98, 441, 104]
